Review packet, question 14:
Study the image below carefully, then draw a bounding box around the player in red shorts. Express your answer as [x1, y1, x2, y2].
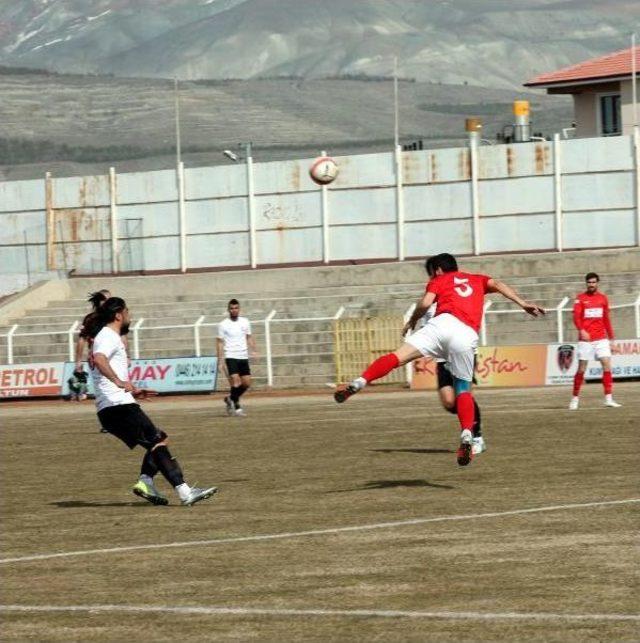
[334, 253, 545, 466]
[569, 272, 621, 410]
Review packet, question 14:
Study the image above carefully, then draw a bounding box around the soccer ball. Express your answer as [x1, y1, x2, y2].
[309, 156, 339, 185]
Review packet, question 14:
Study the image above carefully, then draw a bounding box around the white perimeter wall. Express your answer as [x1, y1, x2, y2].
[0, 134, 639, 294]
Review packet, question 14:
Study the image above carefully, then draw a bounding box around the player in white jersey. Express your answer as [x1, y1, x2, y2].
[217, 299, 256, 417]
[90, 297, 217, 506]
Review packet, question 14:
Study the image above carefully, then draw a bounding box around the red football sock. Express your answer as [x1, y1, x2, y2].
[456, 391, 475, 431]
[602, 370, 613, 395]
[572, 372, 584, 397]
[361, 353, 400, 383]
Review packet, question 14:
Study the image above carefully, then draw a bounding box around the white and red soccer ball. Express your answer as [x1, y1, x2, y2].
[309, 156, 339, 185]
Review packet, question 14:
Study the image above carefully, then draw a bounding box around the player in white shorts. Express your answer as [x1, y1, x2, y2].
[569, 272, 621, 409]
[335, 253, 544, 467]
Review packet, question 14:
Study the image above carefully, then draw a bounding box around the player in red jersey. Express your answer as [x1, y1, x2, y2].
[334, 253, 545, 466]
[569, 272, 621, 410]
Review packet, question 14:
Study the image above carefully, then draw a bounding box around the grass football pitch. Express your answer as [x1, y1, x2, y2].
[1, 383, 638, 641]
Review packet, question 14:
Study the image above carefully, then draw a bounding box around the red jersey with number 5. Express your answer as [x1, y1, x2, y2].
[573, 291, 613, 341]
[426, 271, 491, 332]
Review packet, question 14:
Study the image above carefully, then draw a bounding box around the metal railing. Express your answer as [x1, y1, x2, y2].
[480, 294, 640, 346]
[1, 295, 638, 385]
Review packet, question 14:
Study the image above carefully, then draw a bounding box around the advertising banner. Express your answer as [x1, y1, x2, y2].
[545, 339, 640, 385]
[61, 356, 218, 397]
[411, 344, 547, 390]
[0, 362, 64, 398]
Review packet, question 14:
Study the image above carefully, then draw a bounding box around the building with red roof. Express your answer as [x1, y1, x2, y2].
[525, 46, 639, 138]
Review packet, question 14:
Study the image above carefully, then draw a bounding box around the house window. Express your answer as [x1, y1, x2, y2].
[599, 94, 621, 136]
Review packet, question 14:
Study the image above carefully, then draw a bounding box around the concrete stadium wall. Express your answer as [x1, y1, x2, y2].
[1, 135, 639, 295]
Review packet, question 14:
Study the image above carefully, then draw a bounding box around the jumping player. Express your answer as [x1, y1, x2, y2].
[217, 299, 256, 417]
[90, 297, 217, 506]
[421, 258, 485, 456]
[334, 253, 545, 466]
[569, 272, 621, 410]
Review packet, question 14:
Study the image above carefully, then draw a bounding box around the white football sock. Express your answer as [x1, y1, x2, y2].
[352, 377, 366, 390]
[175, 483, 192, 501]
[139, 474, 154, 486]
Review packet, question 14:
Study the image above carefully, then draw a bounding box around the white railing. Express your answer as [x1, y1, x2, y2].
[480, 294, 640, 345]
[1, 296, 638, 387]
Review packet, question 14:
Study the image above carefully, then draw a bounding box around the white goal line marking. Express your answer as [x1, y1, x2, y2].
[0, 604, 638, 622]
[0, 498, 637, 566]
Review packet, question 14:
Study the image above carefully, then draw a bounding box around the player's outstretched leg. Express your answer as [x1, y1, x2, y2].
[334, 353, 400, 403]
[150, 443, 218, 507]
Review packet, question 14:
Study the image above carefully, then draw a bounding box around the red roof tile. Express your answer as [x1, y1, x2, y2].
[525, 46, 640, 87]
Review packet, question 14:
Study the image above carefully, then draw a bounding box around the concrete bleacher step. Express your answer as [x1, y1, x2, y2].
[3, 249, 639, 387]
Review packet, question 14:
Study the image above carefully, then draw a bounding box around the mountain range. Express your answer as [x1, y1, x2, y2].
[0, 0, 637, 89]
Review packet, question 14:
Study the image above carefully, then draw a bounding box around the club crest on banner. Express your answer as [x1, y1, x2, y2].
[556, 344, 575, 373]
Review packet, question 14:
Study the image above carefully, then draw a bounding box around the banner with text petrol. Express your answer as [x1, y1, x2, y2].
[0, 362, 65, 398]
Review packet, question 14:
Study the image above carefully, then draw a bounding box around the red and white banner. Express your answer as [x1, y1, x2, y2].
[412, 344, 547, 389]
[546, 338, 640, 385]
[0, 362, 64, 398]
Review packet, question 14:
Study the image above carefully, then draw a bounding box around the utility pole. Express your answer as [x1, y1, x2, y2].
[393, 56, 399, 148]
[174, 77, 182, 167]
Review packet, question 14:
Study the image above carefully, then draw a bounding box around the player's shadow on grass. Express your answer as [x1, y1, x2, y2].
[329, 479, 455, 493]
[371, 448, 454, 454]
[51, 500, 156, 508]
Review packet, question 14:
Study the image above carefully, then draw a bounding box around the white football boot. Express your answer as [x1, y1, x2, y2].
[472, 436, 486, 456]
[568, 397, 579, 411]
[604, 395, 622, 408]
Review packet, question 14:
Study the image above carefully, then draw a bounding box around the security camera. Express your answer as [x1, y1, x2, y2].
[223, 150, 239, 162]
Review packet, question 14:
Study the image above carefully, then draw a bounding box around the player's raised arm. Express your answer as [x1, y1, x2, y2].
[486, 278, 545, 317]
[403, 291, 437, 335]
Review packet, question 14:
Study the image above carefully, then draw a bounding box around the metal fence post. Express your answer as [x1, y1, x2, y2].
[634, 127, 640, 247]
[68, 320, 79, 362]
[132, 318, 145, 359]
[403, 303, 416, 384]
[553, 133, 563, 252]
[264, 310, 277, 387]
[45, 171, 55, 270]
[177, 161, 187, 273]
[320, 150, 330, 264]
[247, 144, 257, 268]
[193, 315, 205, 357]
[109, 166, 119, 273]
[481, 301, 492, 346]
[635, 292, 640, 338]
[6, 325, 18, 365]
[395, 145, 405, 261]
[556, 297, 569, 343]
[470, 137, 481, 255]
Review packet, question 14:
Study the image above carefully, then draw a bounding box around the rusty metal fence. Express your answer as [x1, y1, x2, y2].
[334, 315, 406, 384]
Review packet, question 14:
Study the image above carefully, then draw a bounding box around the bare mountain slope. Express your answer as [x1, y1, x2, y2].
[0, 0, 636, 89]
